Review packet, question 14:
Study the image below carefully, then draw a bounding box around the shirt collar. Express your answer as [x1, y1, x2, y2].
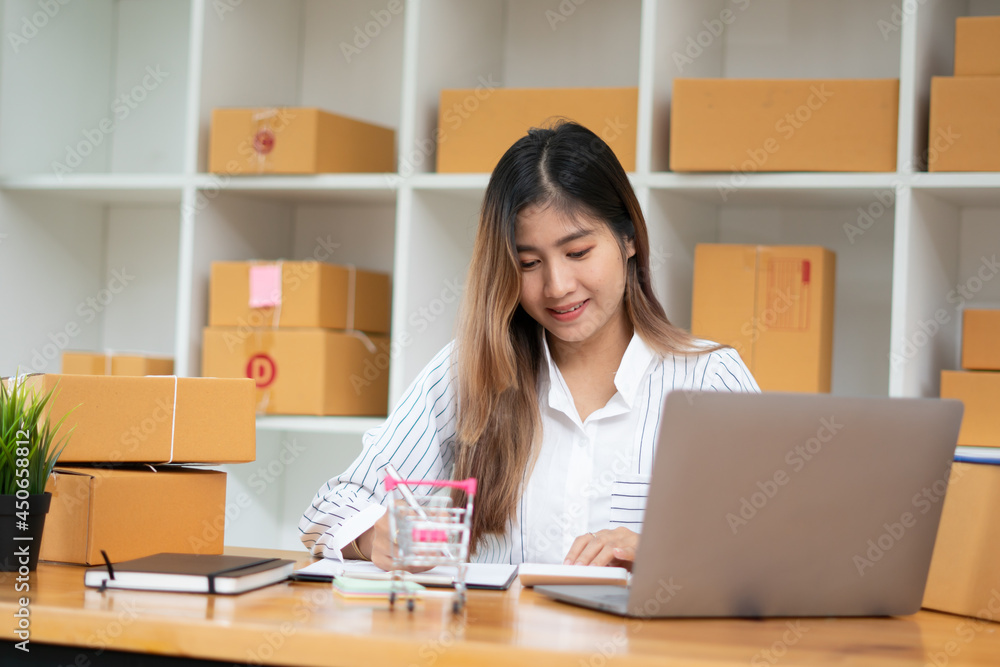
[540, 331, 656, 414]
[613, 333, 656, 408]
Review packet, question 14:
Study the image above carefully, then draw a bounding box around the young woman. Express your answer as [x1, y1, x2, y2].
[299, 121, 759, 570]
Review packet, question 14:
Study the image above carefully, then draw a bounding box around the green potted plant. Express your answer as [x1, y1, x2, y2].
[1, 374, 73, 571]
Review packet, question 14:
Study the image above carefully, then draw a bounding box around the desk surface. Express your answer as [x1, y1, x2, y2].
[2, 547, 999, 667]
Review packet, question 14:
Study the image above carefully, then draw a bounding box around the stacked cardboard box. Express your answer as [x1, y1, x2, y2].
[922, 461, 1000, 622]
[29, 373, 256, 564]
[929, 17, 1000, 171]
[208, 107, 395, 175]
[435, 87, 638, 173]
[62, 351, 174, 376]
[691, 244, 836, 393]
[201, 261, 392, 416]
[669, 79, 899, 172]
[940, 309, 1000, 448]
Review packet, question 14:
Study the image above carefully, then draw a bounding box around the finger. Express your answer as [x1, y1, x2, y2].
[572, 537, 607, 566]
[371, 528, 437, 574]
[371, 550, 393, 571]
[563, 534, 593, 565]
[372, 549, 432, 574]
[612, 546, 636, 562]
[403, 563, 434, 574]
[588, 545, 621, 567]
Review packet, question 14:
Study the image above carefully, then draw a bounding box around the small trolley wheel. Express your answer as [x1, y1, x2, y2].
[407, 598, 415, 612]
[452, 600, 462, 614]
[389, 591, 396, 607]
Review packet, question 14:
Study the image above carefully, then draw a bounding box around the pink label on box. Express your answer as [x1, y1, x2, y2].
[249, 265, 282, 308]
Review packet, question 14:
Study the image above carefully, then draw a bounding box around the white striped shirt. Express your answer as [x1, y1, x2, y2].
[298, 334, 759, 564]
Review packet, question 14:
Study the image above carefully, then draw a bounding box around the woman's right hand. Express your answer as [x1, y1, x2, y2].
[356, 513, 394, 571]
[356, 512, 432, 573]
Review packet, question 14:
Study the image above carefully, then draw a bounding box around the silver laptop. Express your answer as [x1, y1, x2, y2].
[536, 391, 963, 617]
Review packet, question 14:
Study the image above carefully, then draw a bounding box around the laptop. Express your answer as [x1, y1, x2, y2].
[535, 391, 964, 617]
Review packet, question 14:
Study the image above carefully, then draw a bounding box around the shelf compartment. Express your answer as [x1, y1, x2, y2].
[0, 0, 192, 176]
[648, 0, 904, 172]
[183, 190, 397, 382]
[403, 0, 642, 176]
[0, 191, 180, 376]
[390, 188, 478, 401]
[890, 187, 1000, 398]
[196, 0, 405, 174]
[902, 2, 999, 172]
[219, 430, 366, 551]
[646, 188, 895, 397]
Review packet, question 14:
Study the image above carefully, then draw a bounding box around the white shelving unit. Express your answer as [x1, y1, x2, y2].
[2, 0, 998, 550]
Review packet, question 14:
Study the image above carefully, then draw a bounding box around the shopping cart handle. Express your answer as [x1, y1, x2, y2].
[385, 477, 477, 497]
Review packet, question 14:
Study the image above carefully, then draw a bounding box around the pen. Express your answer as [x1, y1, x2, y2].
[384, 463, 429, 520]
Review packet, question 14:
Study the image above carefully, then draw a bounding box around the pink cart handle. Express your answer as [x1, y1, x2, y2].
[385, 477, 477, 496]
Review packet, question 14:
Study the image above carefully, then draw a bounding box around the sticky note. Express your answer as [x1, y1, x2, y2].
[249, 264, 282, 308]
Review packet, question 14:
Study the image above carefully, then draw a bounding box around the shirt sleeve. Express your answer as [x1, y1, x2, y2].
[298, 341, 459, 558]
[703, 347, 761, 393]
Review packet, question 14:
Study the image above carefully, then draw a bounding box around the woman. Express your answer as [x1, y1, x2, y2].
[299, 121, 759, 570]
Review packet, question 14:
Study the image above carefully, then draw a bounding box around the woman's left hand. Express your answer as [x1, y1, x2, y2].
[563, 527, 639, 570]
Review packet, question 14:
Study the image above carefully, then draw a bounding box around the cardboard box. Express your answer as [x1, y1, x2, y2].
[922, 461, 1000, 622]
[62, 351, 174, 376]
[962, 309, 1000, 370]
[40, 466, 226, 565]
[928, 76, 1000, 172]
[208, 107, 394, 174]
[436, 87, 638, 173]
[669, 79, 899, 172]
[22, 374, 256, 463]
[202, 328, 390, 416]
[209, 261, 391, 334]
[941, 370, 1000, 447]
[955, 16, 1000, 76]
[692, 244, 836, 393]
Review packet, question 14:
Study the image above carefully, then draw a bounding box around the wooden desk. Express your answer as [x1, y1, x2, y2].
[2, 548, 999, 666]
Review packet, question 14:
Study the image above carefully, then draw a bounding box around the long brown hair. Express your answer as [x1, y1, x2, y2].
[453, 121, 715, 551]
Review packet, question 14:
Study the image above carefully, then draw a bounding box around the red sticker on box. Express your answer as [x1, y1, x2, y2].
[246, 354, 277, 388]
[253, 128, 275, 155]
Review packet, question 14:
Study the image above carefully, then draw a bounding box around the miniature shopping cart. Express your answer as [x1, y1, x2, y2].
[385, 475, 476, 613]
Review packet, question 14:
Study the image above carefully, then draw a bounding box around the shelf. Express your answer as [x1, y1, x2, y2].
[408, 173, 491, 191]
[911, 173, 1000, 206]
[0, 174, 187, 203]
[407, 172, 647, 197]
[191, 174, 398, 203]
[644, 172, 903, 207]
[255, 415, 384, 434]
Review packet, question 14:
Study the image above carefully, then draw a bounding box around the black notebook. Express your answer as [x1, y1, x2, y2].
[84, 553, 296, 594]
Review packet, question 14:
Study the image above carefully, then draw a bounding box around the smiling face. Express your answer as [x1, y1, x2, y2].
[514, 204, 635, 349]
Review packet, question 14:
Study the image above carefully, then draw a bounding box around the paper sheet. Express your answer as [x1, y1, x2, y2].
[296, 558, 517, 589]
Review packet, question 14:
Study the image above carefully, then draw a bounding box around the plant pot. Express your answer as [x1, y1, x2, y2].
[0, 492, 52, 572]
